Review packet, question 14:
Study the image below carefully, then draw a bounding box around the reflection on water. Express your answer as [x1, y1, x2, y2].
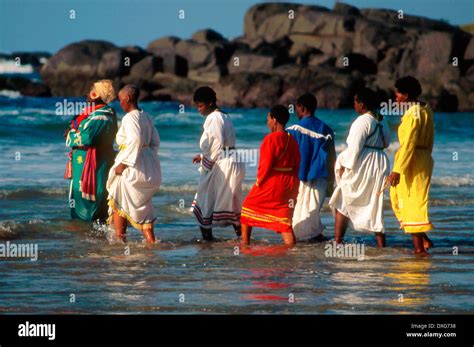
[384, 258, 432, 310]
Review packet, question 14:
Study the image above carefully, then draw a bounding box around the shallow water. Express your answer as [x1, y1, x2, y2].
[0, 96, 473, 314]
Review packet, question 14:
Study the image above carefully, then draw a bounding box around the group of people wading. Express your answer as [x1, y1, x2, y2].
[65, 75, 435, 255]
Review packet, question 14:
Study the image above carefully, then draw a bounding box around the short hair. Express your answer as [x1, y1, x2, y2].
[269, 105, 290, 126]
[120, 84, 140, 103]
[296, 93, 318, 114]
[355, 87, 378, 111]
[193, 86, 217, 104]
[395, 76, 422, 99]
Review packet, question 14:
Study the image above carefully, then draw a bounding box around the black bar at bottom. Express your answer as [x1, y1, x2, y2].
[0, 314, 472, 345]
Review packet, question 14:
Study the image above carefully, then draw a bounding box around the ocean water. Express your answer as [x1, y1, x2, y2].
[0, 94, 473, 314]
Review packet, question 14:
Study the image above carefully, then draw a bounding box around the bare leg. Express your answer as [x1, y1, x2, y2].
[200, 227, 213, 241]
[233, 224, 242, 237]
[375, 233, 386, 249]
[412, 233, 428, 254]
[422, 232, 433, 250]
[142, 226, 156, 243]
[335, 210, 349, 245]
[113, 212, 127, 242]
[281, 230, 296, 246]
[241, 224, 252, 245]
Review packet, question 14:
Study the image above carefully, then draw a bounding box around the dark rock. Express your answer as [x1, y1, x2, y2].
[333, 2, 361, 16]
[20, 82, 51, 97]
[175, 40, 214, 70]
[215, 72, 283, 108]
[465, 36, 474, 60]
[337, 53, 377, 74]
[124, 56, 163, 85]
[244, 3, 329, 41]
[8, 52, 51, 67]
[227, 52, 274, 74]
[147, 36, 181, 53]
[361, 9, 455, 32]
[34, 3, 474, 111]
[0, 75, 50, 97]
[40, 40, 125, 96]
[121, 46, 148, 75]
[290, 34, 352, 57]
[192, 29, 227, 44]
[188, 64, 226, 83]
[414, 31, 452, 79]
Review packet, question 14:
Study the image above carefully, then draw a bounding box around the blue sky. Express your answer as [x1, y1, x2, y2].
[0, 0, 472, 54]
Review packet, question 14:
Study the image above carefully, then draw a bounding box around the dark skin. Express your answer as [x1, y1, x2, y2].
[387, 89, 432, 254]
[113, 89, 155, 244]
[334, 95, 386, 248]
[192, 100, 241, 241]
[240, 112, 296, 247]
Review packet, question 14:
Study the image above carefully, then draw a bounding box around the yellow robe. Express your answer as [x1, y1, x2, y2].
[390, 103, 434, 233]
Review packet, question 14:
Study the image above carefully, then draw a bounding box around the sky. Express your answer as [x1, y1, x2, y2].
[0, 0, 472, 54]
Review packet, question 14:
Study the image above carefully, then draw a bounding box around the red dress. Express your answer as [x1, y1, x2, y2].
[241, 131, 301, 233]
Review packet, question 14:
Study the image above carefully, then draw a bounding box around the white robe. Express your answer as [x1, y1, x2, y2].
[106, 109, 162, 230]
[192, 110, 245, 228]
[293, 178, 328, 240]
[329, 113, 390, 232]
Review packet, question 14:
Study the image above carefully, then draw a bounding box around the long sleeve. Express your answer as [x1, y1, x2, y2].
[200, 116, 225, 171]
[150, 121, 160, 153]
[340, 117, 370, 170]
[256, 135, 275, 187]
[66, 116, 110, 147]
[118, 115, 143, 168]
[392, 110, 420, 174]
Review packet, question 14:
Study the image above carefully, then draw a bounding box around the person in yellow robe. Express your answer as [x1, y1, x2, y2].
[387, 76, 434, 254]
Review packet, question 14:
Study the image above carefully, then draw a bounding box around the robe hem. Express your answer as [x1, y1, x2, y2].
[107, 198, 154, 231]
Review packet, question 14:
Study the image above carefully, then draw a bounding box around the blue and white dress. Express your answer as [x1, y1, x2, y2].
[287, 115, 334, 240]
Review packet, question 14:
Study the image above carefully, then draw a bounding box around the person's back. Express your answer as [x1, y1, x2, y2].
[287, 115, 334, 182]
[286, 93, 335, 241]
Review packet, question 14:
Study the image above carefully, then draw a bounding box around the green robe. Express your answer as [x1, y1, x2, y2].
[66, 105, 118, 221]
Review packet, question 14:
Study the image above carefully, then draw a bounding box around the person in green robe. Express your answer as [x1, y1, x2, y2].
[65, 80, 118, 222]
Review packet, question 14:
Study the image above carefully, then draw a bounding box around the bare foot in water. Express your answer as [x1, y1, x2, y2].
[423, 234, 433, 250]
[413, 250, 430, 256]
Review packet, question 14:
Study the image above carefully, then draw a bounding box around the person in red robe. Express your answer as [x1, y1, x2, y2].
[240, 105, 301, 246]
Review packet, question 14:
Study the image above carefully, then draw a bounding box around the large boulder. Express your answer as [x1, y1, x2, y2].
[414, 31, 452, 79]
[360, 9, 454, 32]
[122, 55, 163, 87]
[0, 76, 51, 97]
[215, 72, 283, 108]
[146, 36, 188, 76]
[40, 40, 125, 96]
[175, 40, 214, 70]
[244, 3, 329, 41]
[227, 52, 274, 74]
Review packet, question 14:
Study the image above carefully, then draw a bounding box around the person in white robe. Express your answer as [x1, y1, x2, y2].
[287, 93, 336, 242]
[191, 86, 245, 241]
[106, 85, 161, 243]
[329, 88, 390, 248]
